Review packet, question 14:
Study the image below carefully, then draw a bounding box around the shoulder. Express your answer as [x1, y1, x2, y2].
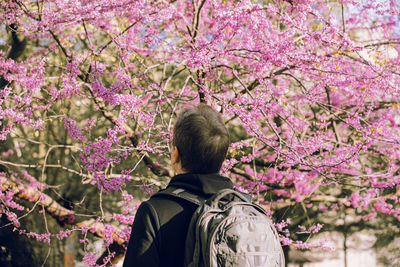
[145, 191, 198, 225]
[150, 191, 194, 209]
[133, 200, 161, 231]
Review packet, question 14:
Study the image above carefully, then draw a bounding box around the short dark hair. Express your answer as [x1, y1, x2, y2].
[172, 104, 230, 174]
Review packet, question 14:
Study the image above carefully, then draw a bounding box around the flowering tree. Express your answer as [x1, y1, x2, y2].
[1, 0, 400, 266]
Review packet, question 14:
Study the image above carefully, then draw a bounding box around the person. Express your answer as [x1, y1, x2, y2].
[123, 104, 232, 267]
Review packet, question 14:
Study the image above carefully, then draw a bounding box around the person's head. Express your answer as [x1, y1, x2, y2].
[171, 104, 230, 174]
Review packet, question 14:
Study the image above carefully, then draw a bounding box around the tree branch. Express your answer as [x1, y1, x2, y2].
[1, 174, 71, 218]
[84, 84, 173, 178]
[1, 172, 128, 265]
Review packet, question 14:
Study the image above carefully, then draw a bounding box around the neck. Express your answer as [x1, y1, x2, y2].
[173, 163, 187, 175]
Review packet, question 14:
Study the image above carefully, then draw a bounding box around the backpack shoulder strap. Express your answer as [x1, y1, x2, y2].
[233, 188, 253, 202]
[155, 187, 252, 206]
[154, 186, 205, 206]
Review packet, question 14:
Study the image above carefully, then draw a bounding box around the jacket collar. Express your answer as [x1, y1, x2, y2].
[167, 173, 233, 196]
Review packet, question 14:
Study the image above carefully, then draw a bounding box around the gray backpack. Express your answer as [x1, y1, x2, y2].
[158, 187, 285, 267]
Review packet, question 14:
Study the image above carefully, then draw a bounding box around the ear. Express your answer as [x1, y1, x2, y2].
[171, 146, 186, 175]
[171, 146, 180, 165]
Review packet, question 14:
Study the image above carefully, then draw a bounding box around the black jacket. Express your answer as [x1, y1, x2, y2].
[122, 173, 234, 267]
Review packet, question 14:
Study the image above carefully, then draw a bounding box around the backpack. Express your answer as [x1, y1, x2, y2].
[157, 187, 285, 267]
